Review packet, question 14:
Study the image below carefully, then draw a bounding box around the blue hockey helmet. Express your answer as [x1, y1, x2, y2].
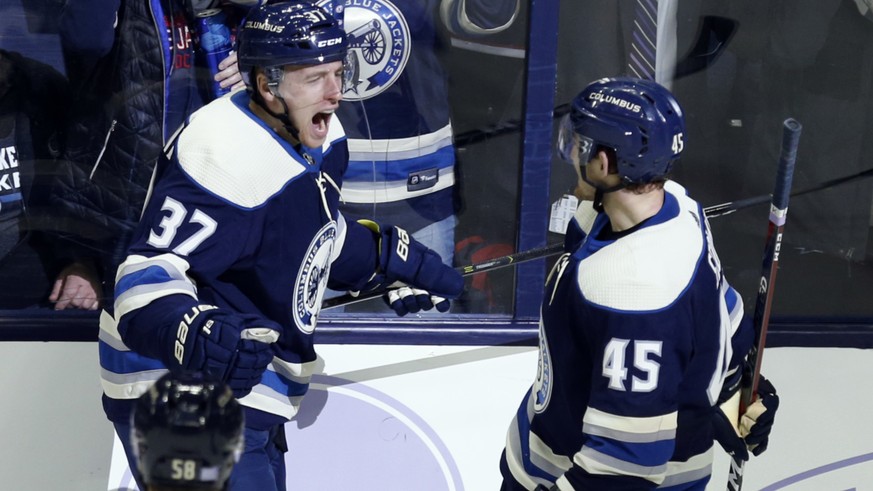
[237, 1, 347, 76]
[557, 77, 686, 185]
[131, 372, 244, 489]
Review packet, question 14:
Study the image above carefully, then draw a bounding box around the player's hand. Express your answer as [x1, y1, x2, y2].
[49, 261, 101, 310]
[216, 50, 245, 92]
[174, 306, 278, 398]
[713, 374, 779, 460]
[740, 375, 779, 456]
[384, 287, 451, 316]
[365, 223, 464, 299]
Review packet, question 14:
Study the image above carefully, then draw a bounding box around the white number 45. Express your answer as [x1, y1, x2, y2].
[147, 196, 217, 256]
[672, 133, 685, 154]
[602, 338, 662, 392]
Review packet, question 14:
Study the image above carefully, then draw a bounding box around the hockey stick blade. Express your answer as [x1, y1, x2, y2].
[726, 118, 801, 491]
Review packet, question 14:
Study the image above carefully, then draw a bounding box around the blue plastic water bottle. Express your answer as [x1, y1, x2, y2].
[196, 8, 233, 98]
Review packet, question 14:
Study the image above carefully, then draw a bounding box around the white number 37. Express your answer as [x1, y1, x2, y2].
[602, 338, 662, 392]
[147, 196, 218, 256]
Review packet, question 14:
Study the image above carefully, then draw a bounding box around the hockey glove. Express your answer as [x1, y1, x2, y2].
[172, 305, 278, 398]
[713, 374, 779, 460]
[360, 221, 463, 314]
[739, 375, 779, 456]
[385, 287, 451, 316]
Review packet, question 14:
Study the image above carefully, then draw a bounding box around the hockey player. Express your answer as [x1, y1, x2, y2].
[99, 2, 463, 490]
[132, 372, 244, 491]
[499, 78, 779, 490]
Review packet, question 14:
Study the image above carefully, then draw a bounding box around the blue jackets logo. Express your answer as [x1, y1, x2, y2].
[294, 223, 337, 334]
[321, 0, 410, 101]
[533, 320, 553, 413]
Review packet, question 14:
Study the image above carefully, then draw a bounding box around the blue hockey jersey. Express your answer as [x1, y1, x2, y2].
[317, 0, 519, 230]
[99, 90, 378, 429]
[503, 181, 747, 490]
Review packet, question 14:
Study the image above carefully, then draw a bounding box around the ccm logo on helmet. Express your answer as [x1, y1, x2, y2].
[317, 37, 343, 47]
[589, 93, 642, 113]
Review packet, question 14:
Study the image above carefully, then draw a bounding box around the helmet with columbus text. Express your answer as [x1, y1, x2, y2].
[237, 1, 348, 79]
[558, 77, 686, 184]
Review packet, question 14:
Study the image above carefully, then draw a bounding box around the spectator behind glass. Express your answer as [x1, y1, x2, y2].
[318, 0, 519, 312]
[52, 0, 253, 308]
[0, 49, 99, 310]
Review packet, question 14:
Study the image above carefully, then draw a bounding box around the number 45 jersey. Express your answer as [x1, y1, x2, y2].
[503, 181, 748, 490]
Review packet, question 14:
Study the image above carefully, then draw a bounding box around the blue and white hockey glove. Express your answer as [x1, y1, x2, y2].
[359, 220, 463, 316]
[171, 305, 278, 398]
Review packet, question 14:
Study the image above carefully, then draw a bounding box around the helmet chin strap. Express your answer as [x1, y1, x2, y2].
[581, 173, 626, 213]
[251, 87, 301, 143]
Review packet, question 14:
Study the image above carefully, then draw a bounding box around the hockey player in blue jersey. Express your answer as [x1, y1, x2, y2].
[499, 78, 778, 490]
[99, 3, 463, 490]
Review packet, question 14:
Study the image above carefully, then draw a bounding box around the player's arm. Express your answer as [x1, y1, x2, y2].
[114, 179, 277, 397]
[713, 286, 780, 460]
[327, 214, 463, 315]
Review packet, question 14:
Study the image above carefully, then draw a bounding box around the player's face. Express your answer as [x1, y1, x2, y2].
[277, 61, 344, 148]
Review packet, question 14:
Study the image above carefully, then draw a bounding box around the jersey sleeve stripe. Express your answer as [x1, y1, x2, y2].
[583, 406, 678, 435]
[270, 357, 317, 386]
[100, 369, 168, 400]
[574, 444, 668, 484]
[114, 255, 198, 319]
[238, 386, 306, 420]
[660, 447, 713, 488]
[259, 367, 310, 397]
[346, 123, 453, 154]
[99, 342, 167, 374]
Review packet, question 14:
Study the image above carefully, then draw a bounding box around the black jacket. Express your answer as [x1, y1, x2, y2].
[55, 0, 170, 297]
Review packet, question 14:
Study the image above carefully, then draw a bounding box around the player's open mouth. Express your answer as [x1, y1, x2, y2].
[312, 111, 333, 135]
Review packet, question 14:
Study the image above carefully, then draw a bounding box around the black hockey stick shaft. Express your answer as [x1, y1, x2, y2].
[323, 190, 753, 311]
[726, 118, 801, 491]
[704, 165, 873, 218]
[321, 242, 566, 310]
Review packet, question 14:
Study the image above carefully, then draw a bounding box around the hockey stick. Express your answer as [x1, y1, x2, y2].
[726, 118, 802, 491]
[321, 242, 566, 310]
[704, 165, 873, 218]
[322, 183, 762, 311]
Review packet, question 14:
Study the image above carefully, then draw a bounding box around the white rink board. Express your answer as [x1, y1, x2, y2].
[106, 346, 873, 491]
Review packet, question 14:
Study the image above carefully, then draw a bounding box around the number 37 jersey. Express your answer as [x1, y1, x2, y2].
[504, 181, 746, 490]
